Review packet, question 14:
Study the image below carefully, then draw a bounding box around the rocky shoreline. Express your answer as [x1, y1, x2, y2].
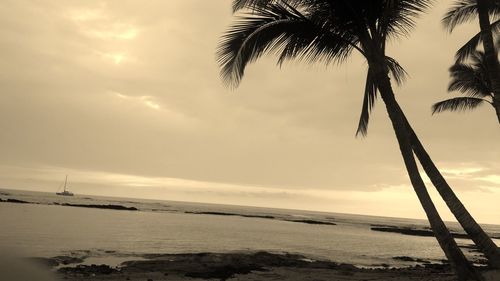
[30, 251, 466, 281]
[0, 198, 138, 211]
[370, 226, 471, 239]
[0, 250, 492, 281]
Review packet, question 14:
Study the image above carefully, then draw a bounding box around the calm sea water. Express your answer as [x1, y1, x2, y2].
[1, 189, 499, 268]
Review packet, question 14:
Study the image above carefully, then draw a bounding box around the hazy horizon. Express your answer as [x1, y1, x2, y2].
[0, 186, 490, 227]
[1, 0, 499, 225]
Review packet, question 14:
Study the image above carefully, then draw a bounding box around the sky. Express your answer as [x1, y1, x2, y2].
[1, 0, 499, 224]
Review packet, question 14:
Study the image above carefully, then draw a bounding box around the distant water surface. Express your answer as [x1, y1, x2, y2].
[0, 189, 499, 267]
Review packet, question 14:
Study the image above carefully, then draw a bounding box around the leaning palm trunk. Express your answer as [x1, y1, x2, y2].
[373, 66, 481, 281]
[477, 0, 500, 123]
[396, 105, 500, 268]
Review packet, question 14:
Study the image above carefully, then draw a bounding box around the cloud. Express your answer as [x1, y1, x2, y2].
[0, 0, 499, 223]
[111, 91, 160, 110]
[431, 162, 500, 191]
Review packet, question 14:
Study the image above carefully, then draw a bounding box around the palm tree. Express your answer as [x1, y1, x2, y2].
[424, 1, 500, 268]
[217, 1, 480, 279]
[433, 50, 497, 115]
[443, 0, 500, 123]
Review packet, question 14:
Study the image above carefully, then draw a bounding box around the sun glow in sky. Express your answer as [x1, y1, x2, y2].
[100, 52, 127, 64]
[0, 0, 499, 224]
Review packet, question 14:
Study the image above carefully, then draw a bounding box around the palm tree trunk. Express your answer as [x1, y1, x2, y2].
[477, 0, 500, 124]
[494, 104, 500, 124]
[374, 70, 481, 281]
[395, 105, 500, 269]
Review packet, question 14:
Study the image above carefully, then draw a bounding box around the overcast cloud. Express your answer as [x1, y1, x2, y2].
[0, 0, 499, 224]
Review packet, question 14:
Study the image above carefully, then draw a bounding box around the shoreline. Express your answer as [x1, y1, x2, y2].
[31, 251, 465, 281]
[0, 249, 495, 281]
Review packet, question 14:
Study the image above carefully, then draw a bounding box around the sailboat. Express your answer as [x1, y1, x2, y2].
[56, 175, 74, 196]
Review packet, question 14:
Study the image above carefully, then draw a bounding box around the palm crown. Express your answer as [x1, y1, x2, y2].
[433, 50, 495, 113]
[442, 0, 500, 62]
[217, 0, 431, 136]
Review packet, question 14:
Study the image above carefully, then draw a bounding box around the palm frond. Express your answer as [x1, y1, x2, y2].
[455, 19, 500, 62]
[432, 97, 487, 114]
[443, 0, 478, 32]
[355, 55, 408, 136]
[233, 0, 265, 12]
[386, 56, 409, 86]
[448, 52, 492, 98]
[356, 69, 377, 137]
[217, 2, 357, 87]
[443, 0, 500, 32]
[379, 0, 434, 40]
[232, 0, 329, 13]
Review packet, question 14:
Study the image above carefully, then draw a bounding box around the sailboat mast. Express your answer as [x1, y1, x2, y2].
[64, 175, 68, 192]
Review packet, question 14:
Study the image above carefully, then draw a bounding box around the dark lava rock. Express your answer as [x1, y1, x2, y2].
[58, 264, 117, 275]
[123, 251, 344, 280]
[393, 256, 430, 263]
[184, 264, 262, 280]
[393, 256, 417, 262]
[60, 203, 138, 211]
[371, 227, 469, 239]
[185, 211, 275, 220]
[1, 198, 31, 204]
[179, 211, 338, 227]
[286, 219, 336, 226]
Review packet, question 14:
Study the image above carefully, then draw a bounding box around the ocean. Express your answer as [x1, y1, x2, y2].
[1, 188, 499, 268]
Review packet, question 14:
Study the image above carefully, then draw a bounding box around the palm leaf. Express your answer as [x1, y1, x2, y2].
[232, 0, 330, 14]
[217, 2, 357, 87]
[356, 56, 408, 136]
[443, 0, 500, 32]
[443, 0, 478, 32]
[448, 51, 492, 98]
[356, 69, 377, 137]
[432, 97, 488, 114]
[378, 0, 433, 39]
[386, 56, 409, 86]
[455, 19, 500, 62]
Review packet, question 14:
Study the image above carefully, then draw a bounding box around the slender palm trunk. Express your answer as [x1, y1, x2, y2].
[374, 69, 481, 281]
[477, 0, 500, 124]
[395, 105, 500, 268]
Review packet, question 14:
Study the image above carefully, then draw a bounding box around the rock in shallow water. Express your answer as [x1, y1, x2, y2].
[58, 264, 118, 275]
